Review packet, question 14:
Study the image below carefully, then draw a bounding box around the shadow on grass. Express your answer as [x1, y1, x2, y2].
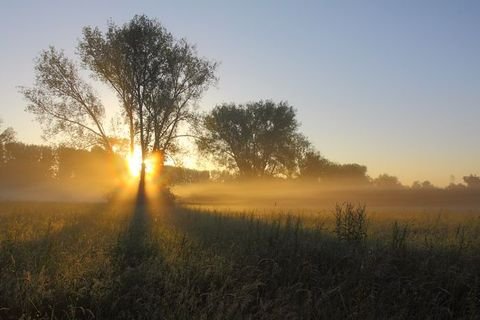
[105, 175, 164, 319]
[113, 176, 152, 267]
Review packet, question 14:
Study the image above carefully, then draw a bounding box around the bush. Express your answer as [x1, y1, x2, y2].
[391, 221, 409, 254]
[334, 203, 367, 243]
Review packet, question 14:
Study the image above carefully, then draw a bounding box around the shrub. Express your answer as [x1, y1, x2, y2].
[334, 203, 367, 243]
[391, 221, 409, 254]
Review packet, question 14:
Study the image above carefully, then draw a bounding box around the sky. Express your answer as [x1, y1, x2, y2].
[0, 0, 479, 186]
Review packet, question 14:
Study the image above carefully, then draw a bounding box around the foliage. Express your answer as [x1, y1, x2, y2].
[79, 15, 217, 161]
[411, 180, 436, 189]
[373, 173, 404, 188]
[334, 203, 368, 243]
[463, 174, 480, 188]
[20, 47, 112, 151]
[162, 165, 210, 185]
[1, 143, 54, 186]
[0, 143, 123, 189]
[0, 119, 15, 145]
[297, 150, 331, 180]
[299, 150, 370, 184]
[197, 100, 309, 178]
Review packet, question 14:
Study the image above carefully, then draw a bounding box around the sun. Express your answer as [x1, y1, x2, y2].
[127, 148, 155, 178]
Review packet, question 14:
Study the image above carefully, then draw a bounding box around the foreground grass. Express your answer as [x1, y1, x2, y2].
[0, 201, 480, 319]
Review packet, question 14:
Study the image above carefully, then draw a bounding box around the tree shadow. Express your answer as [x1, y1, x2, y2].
[113, 174, 152, 267]
[105, 173, 162, 318]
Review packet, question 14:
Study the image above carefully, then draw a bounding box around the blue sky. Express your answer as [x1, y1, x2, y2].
[1, 1, 479, 185]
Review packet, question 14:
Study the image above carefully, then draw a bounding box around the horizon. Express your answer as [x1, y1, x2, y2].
[1, 1, 479, 186]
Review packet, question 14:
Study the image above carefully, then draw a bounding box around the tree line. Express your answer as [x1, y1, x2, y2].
[2, 119, 479, 190]
[6, 15, 477, 189]
[0, 143, 212, 189]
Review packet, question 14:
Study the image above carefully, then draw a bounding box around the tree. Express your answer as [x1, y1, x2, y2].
[0, 119, 15, 145]
[298, 150, 332, 181]
[79, 15, 217, 171]
[325, 163, 369, 184]
[373, 174, 403, 189]
[463, 174, 480, 188]
[0, 119, 16, 178]
[298, 149, 370, 184]
[197, 100, 308, 178]
[20, 47, 112, 152]
[411, 180, 436, 189]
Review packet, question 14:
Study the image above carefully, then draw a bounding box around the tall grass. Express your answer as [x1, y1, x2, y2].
[0, 201, 479, 319]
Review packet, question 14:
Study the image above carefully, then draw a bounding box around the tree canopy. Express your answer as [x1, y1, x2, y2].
[20, 15, 217, 177]
[20, 47, 112, 151]
[79, 15, 217, 163]
[0, 119, 15, 145]
[298, 150, 370, 184]
[197, 100, 308, 178]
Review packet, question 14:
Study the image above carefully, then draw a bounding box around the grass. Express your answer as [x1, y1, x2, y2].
[1, 199, 480, 319]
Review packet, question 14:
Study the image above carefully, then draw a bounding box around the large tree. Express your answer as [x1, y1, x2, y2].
[197, 100, 308, 178]
[20, 47, 112, 151]
[79, 15, 217, 169]
[20, 15, 216, 181]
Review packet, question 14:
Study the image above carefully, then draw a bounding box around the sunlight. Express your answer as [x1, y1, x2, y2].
[127, 148, 155, 178]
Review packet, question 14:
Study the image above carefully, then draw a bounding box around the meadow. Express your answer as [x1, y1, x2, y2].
[1, 184, 480, 319]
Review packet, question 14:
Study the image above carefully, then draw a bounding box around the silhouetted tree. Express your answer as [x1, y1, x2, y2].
[411, 180, 436, 189]
[56, 146, 122, 187]
[162, 166, 210, 184]
[20, 47, 113, 152]
[298, 150, 331, 181]
[373, 174, 403, 188]
[0, 120, 16, 182]
[0, 119, 15, 145]
[298, 149, 369, 184]
[463, 174, 480, 188]
[0, 143, 55, 186]
[79, 15, 217, 172]
[446, 182, 466, 190]
[326, 163, 370, 184]
[197, 100, 309, 178]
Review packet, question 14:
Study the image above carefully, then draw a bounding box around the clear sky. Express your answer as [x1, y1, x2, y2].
[1, 0, 479, 186]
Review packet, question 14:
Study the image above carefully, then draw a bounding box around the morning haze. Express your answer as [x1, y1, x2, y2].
[1, 1, 479, 186]
[1, 2, 480, 319]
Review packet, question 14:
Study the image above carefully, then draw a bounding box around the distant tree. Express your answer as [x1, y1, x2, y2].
[325, 163, 370, 184]
[20, 47, 113, 152]
[208, 169, 237, 182]
[373, 174, 403, 188]
[162, 166, 210, 184]
[56, 146, 121, 186]
[298, 150, 370, 184]
[0, 119, 15, 145]
[79, 15, 217, 170]
[197, 100, 309, 178]
[0, 120, 16, 178]
[446, 183, 467, 190]
[463, 174, 480, 188]
[298, 150, 331, 181]
[411, 180, 436, 189]
[0, 143, 55, 186]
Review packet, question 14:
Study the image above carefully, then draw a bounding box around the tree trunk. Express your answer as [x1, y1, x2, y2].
[129, 111, 135, 155]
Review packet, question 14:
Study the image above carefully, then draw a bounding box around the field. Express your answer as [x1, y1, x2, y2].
[1, 185, 480, 319]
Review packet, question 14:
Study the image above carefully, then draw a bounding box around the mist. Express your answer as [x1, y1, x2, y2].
[173, 179, 480, 212]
